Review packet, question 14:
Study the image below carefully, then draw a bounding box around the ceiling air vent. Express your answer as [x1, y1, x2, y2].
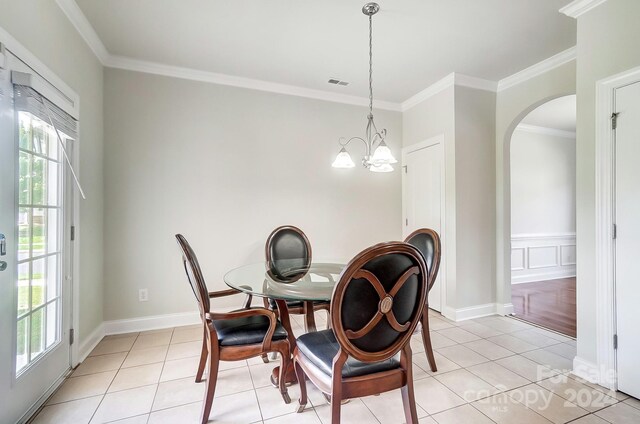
[328, 78, 349, 86]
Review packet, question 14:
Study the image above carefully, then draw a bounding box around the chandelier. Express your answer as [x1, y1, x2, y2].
[331, 2, 396, 173]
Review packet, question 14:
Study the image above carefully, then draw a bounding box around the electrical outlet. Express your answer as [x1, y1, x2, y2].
[139, 289, 148, 302]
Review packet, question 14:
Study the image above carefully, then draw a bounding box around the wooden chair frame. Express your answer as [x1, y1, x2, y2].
[176, 234, 291, 424]
[404, 228, 442, 372]
[293, 242, 428, 424]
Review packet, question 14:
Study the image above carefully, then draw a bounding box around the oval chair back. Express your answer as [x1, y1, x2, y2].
[404, 228, 441, 292]
[265, 226, 312, 282]
[175, 234, 211, 319]
[330, 242, 428, 363]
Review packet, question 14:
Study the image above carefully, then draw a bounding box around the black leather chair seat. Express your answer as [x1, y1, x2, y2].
[267, 298, 330, 310]
[213, 314, 288, 346]
[296, 329, 400, 378]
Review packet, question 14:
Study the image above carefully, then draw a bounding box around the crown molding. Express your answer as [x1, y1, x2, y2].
[401, 73, 455, 111]
[55, 0, 109, 63]
[401, 73, 497, 112]
[455, 74, 498, 93]
[56, 0, 402, 112]
[497, 46, 576, 92]
[560, 0, 608, 18]
[515, 123, 576, 139]
[105, 55, 402, 111]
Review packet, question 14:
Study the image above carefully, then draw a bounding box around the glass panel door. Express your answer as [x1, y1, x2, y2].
[16, 111, 64, 375]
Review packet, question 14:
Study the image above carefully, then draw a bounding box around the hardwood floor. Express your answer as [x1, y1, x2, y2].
[511, 277, 576, 338]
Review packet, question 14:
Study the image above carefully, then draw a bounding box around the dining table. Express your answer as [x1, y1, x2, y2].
[224, 260, 346, 385]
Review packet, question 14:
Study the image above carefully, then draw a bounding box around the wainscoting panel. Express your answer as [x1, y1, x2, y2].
[511, 233, 576, 284]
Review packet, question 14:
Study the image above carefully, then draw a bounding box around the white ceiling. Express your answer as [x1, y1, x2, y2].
[74, 0, 576, 103]
[521, 95, 576, 132]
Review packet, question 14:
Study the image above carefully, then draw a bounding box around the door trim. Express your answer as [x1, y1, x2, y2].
[591, 65, 640, 390]
[401, 134, 446, 315]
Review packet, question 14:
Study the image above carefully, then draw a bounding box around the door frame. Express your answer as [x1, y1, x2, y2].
[592, 65, 640, 391]
[1, 25, 82, 421]
[401, 134, 446, 313]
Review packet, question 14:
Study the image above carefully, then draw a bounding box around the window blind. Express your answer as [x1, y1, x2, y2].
[13, 72, 86, 199]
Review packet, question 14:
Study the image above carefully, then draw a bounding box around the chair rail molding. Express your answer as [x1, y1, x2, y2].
[560, 0, 608, 19]
[511, 233, 576, 284]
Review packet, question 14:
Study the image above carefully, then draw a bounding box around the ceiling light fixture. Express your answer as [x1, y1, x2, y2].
[331, 2, 396, 172]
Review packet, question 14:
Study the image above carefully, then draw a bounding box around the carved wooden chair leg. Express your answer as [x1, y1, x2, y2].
[260, 353, 270, 363]
[330, 387, 342, 424]
[293, 359, 308, 413]
[420, 308, 437, 372]
[195, 326, 208, 383]
[401, 382, 418, 424]
[200, 339, 219, 424]
[276, 344, 291, 404]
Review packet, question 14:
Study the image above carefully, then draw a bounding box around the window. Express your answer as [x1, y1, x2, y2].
[15, 111, 66, 374]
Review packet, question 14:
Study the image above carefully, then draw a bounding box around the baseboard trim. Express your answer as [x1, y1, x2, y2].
[79, 323, 105, 362]
[442, 303, 499, 322]
[572, 356, 610, 388]
[496, 303, 515, 316]
[103, 311, 201, 335]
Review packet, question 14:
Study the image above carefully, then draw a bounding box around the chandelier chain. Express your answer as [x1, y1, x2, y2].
[369, 13, 373, 115]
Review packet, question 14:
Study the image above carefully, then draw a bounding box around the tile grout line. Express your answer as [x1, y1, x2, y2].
[86, 331, 142, 423]
[147, 327, 175, 420]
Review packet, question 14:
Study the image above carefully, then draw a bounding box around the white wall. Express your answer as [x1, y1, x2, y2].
[575, 0, 640, 370]
[510, 127, 576, 284]
[511, 128, 576, 235]
[403, 84, 496, 318]
[454, 86, 497, 311]
[103, 68, 403, 321]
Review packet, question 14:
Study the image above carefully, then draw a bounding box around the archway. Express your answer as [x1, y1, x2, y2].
[506, 95, 577, 337]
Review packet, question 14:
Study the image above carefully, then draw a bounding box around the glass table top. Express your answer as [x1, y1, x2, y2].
[224, 261, 346, 301]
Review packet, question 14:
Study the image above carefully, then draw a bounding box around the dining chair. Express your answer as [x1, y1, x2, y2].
[404, 228, 442, 372]
[264, 226, 330, 333]
[175, 234, 292, 424]
[293, 242, 428, 424]
[404, 228, 441, 372]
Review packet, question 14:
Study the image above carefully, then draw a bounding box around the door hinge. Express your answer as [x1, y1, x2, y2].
[613, 224, 617, 240]
[69, 328, 75, 345]
[405, 218, 408, 226]
[613, 334, 618, 349]
[403, 165, 407, 174]
[612, 112, 619, 130]
[70, 225, 75, 241]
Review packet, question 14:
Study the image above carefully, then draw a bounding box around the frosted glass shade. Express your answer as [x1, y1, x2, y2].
[369, 163, 394, 173]
[332, 147, 356, 168]
[370, 141, 397, 164]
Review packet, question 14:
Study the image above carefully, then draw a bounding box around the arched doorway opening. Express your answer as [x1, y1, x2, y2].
[508, 95, 577, 337]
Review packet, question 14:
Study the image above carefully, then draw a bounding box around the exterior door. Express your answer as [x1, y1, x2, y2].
[403, 136, 444, 312]
[0, 52, 73, 424]
[615, 80, 640, 399]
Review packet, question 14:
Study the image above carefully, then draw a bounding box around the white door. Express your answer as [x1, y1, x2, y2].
[615, 80, 640, 399]
[403, 136, 444, 312]
[0, 52, 73, 423]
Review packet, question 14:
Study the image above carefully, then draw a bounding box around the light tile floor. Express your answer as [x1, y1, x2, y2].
[30, 311, 640, 424]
